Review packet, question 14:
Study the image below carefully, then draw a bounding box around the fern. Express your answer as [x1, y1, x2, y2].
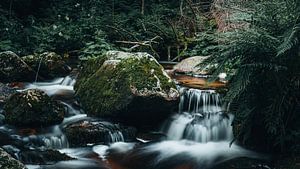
[199, 0, 300, 152]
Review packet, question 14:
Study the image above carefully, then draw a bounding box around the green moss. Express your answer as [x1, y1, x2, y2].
[4, 89, 65, 127]
[22, 52, 70, 79]
[116, 57, 176, 91]
[74, 55, 107, 93]
[0, 51, 35, 82]
[75, 51, 178, 119]
[0, 148, 26, 169]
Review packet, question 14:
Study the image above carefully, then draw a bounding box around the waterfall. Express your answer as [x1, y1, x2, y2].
[41, 126, 69, 149]
[162, 87, 234, 142]
[23, 76, 74, 97]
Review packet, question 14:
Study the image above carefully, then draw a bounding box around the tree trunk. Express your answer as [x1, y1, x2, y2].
[141, 0, 145, 15]
[180, 0, 184, 16]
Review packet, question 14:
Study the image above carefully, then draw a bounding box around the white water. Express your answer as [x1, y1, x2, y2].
[162, 87, 233, 142]
[11, 77, 127, 151]
[23, 76, 75, 97]
[0, 76, 266, 169]
[95, 87, 265, 169]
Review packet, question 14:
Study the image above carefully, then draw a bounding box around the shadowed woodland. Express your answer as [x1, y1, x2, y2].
[0, 0, 299, 169]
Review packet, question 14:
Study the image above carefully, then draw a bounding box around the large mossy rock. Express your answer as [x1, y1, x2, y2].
[3, 89, 65, 127]
[75, 51, 179, 125]
[0, 51, 36, 82]
[0, 148, 27, 169]
[23, 52, 71, 79]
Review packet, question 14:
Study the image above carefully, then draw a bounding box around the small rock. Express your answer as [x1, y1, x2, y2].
[0, 83, 16, 106]
[0, 148, 27, 169]
[0, 51, 36, 82]
[64, 119, 136, 147]
[3, 89, 65, 127]
[23, 52, 71, 79]
[173, 56, 212, 75]
[18, 149, 73, 165]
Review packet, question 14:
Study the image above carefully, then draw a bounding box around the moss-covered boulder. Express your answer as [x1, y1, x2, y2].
[64, 119, 136, 147]
[23, 52, 71, 79]
[0, 148, 27, 169]
[0, 51, 36, 82]
[3, 89, 65, 127]
[75, 51, 179, 126]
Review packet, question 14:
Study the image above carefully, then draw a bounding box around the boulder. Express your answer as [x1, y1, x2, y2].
[0, 51, 36, 82]
[75, 51, 179, 126]
[3, 89, 65, 127]
[64, 119, 136, 147]
[23, 52, 71, 79]
[0, 148, 27, 169]
[172, 56, 212, 75]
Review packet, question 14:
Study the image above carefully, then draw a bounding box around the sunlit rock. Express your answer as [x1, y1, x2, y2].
[172, 56, 211, 75]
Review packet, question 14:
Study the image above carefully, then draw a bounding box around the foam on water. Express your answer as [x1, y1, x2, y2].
[162, 87, 233, 142]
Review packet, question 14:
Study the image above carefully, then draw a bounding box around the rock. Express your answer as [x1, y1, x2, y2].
[0, 148, 27, 169]
[64, 119, 136, 147]
[0, 129, 24, 147]
[3, 89, 65, 127]
[18, 149, 73, 165]
[23, 52, 71, 79]
[75, 51, 179, 126]
[0, 114, 4, 125]
[172, 56, 212, 75]
[0, 51, 36, 82]
[0, 83, 16, 106]
[212, 157, 271, 169]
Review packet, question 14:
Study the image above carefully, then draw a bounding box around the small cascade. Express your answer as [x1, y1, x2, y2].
[24, 76, 75, 97]
[40, 126, 69, 149]
[61, 76, 76, 86]
[22, 126, 69, 149]
[61, 102, 82, 116]
[108, 131, 125, 143]
[178, 88, 222, 113]
[162, 87, 233, 142]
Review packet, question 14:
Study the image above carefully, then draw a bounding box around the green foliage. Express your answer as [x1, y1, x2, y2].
[80, 30, 114, 60]
[200, 0, 300, 153]
[0, 0, 206, 58]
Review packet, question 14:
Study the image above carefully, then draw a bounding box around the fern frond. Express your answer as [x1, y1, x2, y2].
[277, 22, 300, 57]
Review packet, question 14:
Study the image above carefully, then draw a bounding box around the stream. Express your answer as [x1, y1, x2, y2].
[0, 76, 267, 169]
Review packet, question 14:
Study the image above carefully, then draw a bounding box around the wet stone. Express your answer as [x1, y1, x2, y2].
[63, 119, 136, 147]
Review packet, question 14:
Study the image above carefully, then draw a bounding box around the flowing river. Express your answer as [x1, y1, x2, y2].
[0, 76, 266, 169]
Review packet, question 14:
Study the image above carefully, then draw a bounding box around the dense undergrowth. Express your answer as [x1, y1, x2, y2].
[0, 0, 214, 60]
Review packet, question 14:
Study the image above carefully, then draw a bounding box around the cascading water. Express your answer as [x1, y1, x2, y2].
[21, 76, 128, 149]
[162, 87, 233, 142]
[1, 75, 267, 169]
[95, 86, 265, 169]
